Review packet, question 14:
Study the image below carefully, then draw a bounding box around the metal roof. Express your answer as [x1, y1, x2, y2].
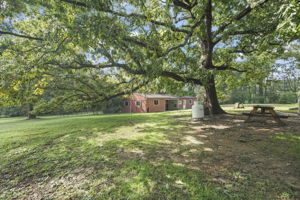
[144, 94, 178, 99]
[136, 93, 195, 99]
[179, 96, 197, 98]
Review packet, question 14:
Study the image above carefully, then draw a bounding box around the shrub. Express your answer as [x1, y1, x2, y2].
[278, 91, 297, 104]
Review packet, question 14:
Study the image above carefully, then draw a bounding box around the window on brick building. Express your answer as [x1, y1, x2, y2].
[124, 101, 129, 106]
[136, 101, 141, 107]
[153, 100, 159, 105]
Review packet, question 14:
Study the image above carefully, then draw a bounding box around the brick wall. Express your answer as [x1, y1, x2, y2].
[178, 98, 196, 110]
[123, 94, 147, 113]
[123, 94, 197, 113]
[147, 98, 166, 112]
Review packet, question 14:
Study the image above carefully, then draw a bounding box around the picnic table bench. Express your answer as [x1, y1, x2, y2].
[243, 105, 287, 125]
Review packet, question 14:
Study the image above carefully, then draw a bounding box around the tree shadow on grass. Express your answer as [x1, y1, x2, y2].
[178, 114, 300, 199]
[0, 112, 225, 199]
[1, 113, 299, 199]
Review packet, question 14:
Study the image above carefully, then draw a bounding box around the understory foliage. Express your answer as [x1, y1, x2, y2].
[0, 0, 299, 115]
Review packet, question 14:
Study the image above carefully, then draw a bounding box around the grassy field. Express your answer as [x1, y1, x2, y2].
[0, 112, 226, 200]
[222, 103, 298, 114]
[0, 106, 299, 199]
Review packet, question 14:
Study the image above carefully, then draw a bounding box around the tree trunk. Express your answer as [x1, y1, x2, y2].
[28, 113, 36, 119]
[27, 104, 36, 119]
[204, 75, 226, 115]
[258, 84, 264, 103]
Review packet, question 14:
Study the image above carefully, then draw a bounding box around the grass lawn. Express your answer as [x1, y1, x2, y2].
[0, 108, 299, 199]
[222, 103, 298, 114]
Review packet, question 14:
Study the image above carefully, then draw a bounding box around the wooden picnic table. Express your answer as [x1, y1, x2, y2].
[243, 105, 287, 125]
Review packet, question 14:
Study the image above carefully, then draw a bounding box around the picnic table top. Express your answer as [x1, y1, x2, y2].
[253, 105, 274, 109]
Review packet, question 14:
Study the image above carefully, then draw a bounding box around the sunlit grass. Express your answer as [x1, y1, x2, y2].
[0, 109, 299, 199]
[268, 134, 300, 165]
[0, 111, 228, 199]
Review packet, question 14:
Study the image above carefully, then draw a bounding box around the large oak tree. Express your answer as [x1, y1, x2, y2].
[0, 0, 298, 114]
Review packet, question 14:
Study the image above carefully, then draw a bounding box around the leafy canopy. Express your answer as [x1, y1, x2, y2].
[0, 0, 298, 110]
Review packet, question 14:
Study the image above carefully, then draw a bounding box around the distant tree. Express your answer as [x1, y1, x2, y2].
[0, 68, 42, 119]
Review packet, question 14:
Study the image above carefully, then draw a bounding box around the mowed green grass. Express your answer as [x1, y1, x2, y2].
[222, 103, 298, 114]
[1, 106, 299, 199]
[0, 111, 228, 200]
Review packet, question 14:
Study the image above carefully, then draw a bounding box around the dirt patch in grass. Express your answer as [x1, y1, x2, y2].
[179, 114, 300, 199]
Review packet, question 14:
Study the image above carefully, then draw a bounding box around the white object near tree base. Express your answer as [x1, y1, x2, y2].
[298, 97, 300, 115]
[192, 101, 204, 120]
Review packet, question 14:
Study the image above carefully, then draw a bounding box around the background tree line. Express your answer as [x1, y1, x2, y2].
[220, 57, 299, 104]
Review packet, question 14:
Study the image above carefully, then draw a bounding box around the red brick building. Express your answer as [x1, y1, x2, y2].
[123, 93, 197, 113]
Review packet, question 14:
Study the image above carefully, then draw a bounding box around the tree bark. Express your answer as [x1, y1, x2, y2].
[204, 75, 226, 114]
[27, 104, 36, 119]
[258, 84, 264, 103]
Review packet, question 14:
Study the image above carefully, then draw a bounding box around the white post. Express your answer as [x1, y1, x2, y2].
[298, 85, 300, 116]
[298, 97, 300, 116]
[192, 86, 205, 121]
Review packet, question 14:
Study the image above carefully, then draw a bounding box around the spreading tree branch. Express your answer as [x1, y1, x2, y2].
[0, 31, 43, 41]
[60, 0, 191, 34]
[173, 0, 198, 11]
[213, 0, 269, 38]
[207, 64, 246, 72]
